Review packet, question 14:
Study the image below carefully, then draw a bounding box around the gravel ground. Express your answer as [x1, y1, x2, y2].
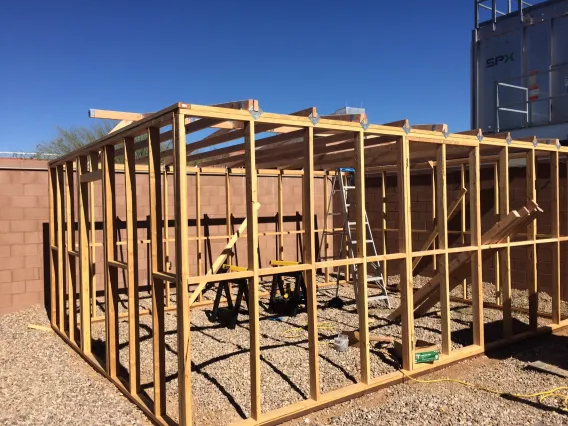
[3, 274, 568, 425]
[0, 305, 150, 426]
[283, 329, 568, 425]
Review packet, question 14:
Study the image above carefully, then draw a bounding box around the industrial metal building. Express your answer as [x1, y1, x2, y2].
[472, 0, 568, 142]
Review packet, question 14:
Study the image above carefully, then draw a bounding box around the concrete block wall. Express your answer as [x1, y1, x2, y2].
[2, 157, 567, 316]
[0, 158, 50, 315]
[365, 163, 568, 298]
[0, 160, 325, 315]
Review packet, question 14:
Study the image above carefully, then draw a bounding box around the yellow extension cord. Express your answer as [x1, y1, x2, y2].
[399, 368, 568, 412]
[282, 322, 336, 344]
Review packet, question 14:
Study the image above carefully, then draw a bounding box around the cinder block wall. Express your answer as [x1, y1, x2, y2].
[0, 158, 50, 314]
[0, 160, 324, 315]
[1, 158, 566, 316]
[366, 163, 568, 297]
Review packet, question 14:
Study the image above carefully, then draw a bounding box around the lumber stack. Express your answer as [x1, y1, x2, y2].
[388, 200, 542, 321]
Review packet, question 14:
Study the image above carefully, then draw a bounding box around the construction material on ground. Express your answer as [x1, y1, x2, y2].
[342, 330, 395, 347]
[389, 200, 543, 321]
[333, 334, 349, 352]
[27, 324, 53, 332]
[527, 361, 568, 379]
[393, 339, 440, 364]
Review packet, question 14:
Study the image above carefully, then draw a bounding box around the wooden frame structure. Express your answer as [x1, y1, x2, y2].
[49, 100, 568, 426]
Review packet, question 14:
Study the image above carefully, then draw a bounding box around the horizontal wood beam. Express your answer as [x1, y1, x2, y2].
[192, 129, 306, 167]
[108, 259, 127, 270]
[412, 124, 448, 133]
[153, 271, 177, 283]
[411, 188, 467, 271]
[89, 109, 148, 121]
[256, 135, 396, 169]
[188, 201, 260, 306]
[80, 170, 102, 183]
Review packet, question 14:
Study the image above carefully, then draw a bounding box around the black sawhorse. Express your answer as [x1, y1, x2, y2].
[268, 260, 307, 317]
[209, 265, 249, 329]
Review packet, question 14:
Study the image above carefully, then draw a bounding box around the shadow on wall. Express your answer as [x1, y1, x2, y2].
[42, 222, 51, 320]
[41, 212, 316, 323]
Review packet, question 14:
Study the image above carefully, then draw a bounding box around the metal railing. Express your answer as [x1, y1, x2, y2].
[496, 82, 529, 132]
[475, 0, 536, 30]
[495, 63, 568, 132]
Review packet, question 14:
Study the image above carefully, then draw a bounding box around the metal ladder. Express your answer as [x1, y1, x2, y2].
[318, 168, 390, 308]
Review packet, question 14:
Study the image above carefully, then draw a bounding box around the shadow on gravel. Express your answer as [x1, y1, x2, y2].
[450, 317, 535, 348]
[502, 393, 568, 416]
[483, 328, 568, 413]
[486, 330, 568, 373]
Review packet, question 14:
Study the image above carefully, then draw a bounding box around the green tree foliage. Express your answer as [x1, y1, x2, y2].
[36, 121, 118, 157]
[36, 121, 173, 164]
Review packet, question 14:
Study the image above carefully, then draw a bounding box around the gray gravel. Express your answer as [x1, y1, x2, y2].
[284, 329, 568, 425]
[2, 274, 567, 425]
[0, 305, 150, 426]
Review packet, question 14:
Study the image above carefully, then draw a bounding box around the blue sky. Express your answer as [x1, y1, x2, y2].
[0, 0, 485, 153]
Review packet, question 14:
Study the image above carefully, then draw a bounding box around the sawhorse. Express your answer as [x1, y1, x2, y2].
[268, 260, 307, 317]
[209, 264, 249, 329]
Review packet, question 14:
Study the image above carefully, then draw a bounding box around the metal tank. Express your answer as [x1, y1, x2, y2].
[472, 0, 568, 142]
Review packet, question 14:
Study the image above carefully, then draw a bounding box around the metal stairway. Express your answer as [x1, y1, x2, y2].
[317, 168, 390, 308]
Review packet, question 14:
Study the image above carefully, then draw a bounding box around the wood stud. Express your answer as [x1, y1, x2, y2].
[303, 127, 321, 399]
[469, 146, 484, 347]
[124, 137, 141, 394]
[551, 151, 561, 324]
[398, 136, 414, 371]
[526, 149, 538, 329]
[148, 126, 166, 416]
[102, 145, 119, 377]
[65, 161, 77, 343]
[245, 120, 261, 420]
[77, 156, 91, 354]
[436, 144, 451, 355]
[354, 130, 371, 382]
[174, 113, 192, 425]
[56, 166, 65, 331]
[499, 147, 512, 338]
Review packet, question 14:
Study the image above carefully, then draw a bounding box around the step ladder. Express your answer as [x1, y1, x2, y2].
[317, 168, 390, 308]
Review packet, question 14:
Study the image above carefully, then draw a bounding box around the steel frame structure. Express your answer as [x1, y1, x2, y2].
[49, 100, 568, 425]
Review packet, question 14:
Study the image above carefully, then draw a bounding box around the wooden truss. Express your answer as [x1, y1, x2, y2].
[49, 100, 568, 426]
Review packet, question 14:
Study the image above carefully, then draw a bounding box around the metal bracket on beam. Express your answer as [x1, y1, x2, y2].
[442, 128, 449, 139]
[402, 122, 411, 134]
[309, 113, 320, 126]
[506, 134, 512, 145]
[477, 134, 484, 142]
[249, 107, 263, 120]
[360, 119, 370, 131]
[542, 139, 561, 150]
[533, 139, 539, 148]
